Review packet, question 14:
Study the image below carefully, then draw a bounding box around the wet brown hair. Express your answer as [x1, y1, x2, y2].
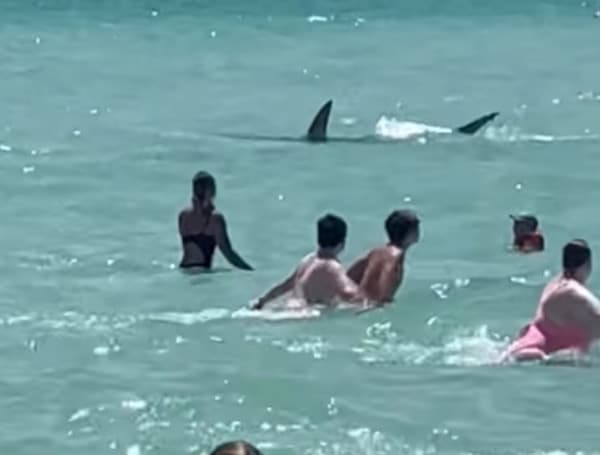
[209, 441, 263, 455]
[385, 209, 419, 245]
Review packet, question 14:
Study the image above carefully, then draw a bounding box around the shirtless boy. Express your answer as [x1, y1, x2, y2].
[252, 213, 364, 309]
[347, 209, 420, 305]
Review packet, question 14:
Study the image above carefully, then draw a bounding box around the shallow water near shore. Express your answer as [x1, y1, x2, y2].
[2, 1, 600, 454]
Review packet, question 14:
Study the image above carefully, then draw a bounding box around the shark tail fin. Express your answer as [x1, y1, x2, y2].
[455, 112, 499, 135]
[306, 100, 333, 142]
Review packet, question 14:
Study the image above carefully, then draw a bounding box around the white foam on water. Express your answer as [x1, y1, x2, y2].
[93, 346, 110, 356]
[358, 325, 507, 366]
[147, 309, 230, 325]
[484, 125, 600, 143]
[307, 15, 328, 23]
[68, 408, 91, 422]
[121, 399, 147, 411]
[158, 130, 203, 140]
[232, 305, 322, 321]
[126, 445, 141, 455]
[441, 325, 507, 366]
[375, 116, 451, 140]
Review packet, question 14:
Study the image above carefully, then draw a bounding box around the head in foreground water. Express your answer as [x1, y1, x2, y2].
[209, 441, 263, 455]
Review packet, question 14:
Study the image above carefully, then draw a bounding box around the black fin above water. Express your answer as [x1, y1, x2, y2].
[306, 100, 333, 142]
[454, 112, 499, 135]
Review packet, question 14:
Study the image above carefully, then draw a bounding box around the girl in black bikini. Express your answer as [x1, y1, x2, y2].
[178, 171, 253, 270]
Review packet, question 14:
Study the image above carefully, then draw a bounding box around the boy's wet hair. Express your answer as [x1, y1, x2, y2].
[385, 210, 419, 245]
[563, 239, 591, 272]
[209, 441, 263, 455]
[510, 214, 539, 232]
[193, 171, 216, 198]
[317, 213, 347, 248]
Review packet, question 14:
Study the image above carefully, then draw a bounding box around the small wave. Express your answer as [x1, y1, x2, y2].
[232, 306, 322, 321]
[157, 130, 203, 141]
[307, 15, 329, 23]
[147, 309, 230, 325]
[484, 125, 600, 143]
[441, 326, 507, 366]
[68, 408, 91, 423]
[358, 325, 507, 366]
[375, 116, 451, 140]
[577, 91, 600, 101]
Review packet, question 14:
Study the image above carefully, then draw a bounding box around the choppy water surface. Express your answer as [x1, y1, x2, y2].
[2, 1, 600, 454]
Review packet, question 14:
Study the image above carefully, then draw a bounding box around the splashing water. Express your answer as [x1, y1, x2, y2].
[375, 116, 452, 140]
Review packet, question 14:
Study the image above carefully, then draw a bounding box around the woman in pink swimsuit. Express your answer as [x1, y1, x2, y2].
[503, 239, 600, 362]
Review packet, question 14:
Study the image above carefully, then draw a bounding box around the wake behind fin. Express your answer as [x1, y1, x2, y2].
[455, 112, 499, 135]
[306, 100, 333, 142]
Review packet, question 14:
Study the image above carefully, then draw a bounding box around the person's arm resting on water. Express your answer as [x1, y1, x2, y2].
[214, 213, 253, 270]
[252, 269, 296, 309]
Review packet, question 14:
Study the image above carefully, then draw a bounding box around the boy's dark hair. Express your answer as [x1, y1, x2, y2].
[193, 171, 216, 198]
[317, 213, 347, 248]
[385, 210, 419, 245]
[563, 239, 591, 273]
[209, 441, 263, 455]
[510, 214, 539, 232]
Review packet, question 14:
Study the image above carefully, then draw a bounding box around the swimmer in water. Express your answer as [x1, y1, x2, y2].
[209, 441, 263, 455]
[252, 213, 365, 309]
[178, 171, 253, 270]
[510, 214, 545, 253]
[347, 210, 420, 306]
[502, 239, 600, 362]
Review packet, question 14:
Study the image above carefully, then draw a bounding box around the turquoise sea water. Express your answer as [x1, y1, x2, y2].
[2, 1, 600, 454]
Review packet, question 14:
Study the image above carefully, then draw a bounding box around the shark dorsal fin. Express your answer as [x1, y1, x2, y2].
[306, 100, 333, 142]
[455, 112, 499, 135]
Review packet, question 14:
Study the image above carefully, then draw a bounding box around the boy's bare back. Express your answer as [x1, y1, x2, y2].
[352, 246, 405, 303]
[293, 254, 360, 304]
[347, 209, 419, 305]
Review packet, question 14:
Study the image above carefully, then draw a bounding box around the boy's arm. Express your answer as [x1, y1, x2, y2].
[568, 287, 600, 339]
[252, 270, 296, 309]
[252, 255, 312, 309]
[375, 253, 404, 303]
[331, 263, 366, 304]
[347, 253, 369, 284]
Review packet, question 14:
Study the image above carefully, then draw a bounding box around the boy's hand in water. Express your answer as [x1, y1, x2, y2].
[355, 301, 386, 315]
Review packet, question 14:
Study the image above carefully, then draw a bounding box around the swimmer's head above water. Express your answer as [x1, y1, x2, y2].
[385, 209, 420, 248]
[209, 441, 263, 455]
[510, 214, 544, 253]
[317, 213, 347, 256]
[563, 239, 592, 283]
[511, 214, 538, 236]
[192, 171, 216, 211]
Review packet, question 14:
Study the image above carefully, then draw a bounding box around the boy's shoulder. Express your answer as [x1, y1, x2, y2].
[370, 245, 404, 261]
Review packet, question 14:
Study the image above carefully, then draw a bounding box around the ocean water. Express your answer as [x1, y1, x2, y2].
[2, 0, 600, 454]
